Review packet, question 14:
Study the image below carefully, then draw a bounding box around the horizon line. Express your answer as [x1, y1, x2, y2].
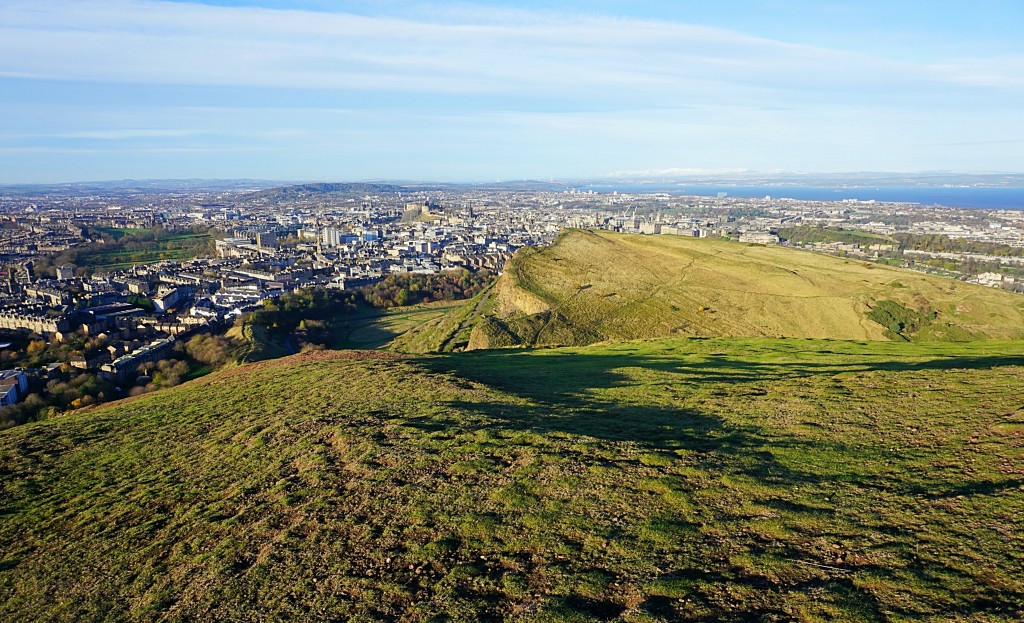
[5, 170, 1024, 189]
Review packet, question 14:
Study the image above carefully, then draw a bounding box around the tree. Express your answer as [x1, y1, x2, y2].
[26, 340, 47, 358]
[395, 288, 409, 306]
[185, 334, 235, 368]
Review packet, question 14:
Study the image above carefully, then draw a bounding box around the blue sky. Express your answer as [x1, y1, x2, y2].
[1, 0, 1022, 183]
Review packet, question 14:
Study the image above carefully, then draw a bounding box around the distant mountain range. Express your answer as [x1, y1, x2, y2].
[4, 172, 1023, 197]
[0, 179, 572, 198]
[241, 182, 410, 201]
[0, 179, 290, 197]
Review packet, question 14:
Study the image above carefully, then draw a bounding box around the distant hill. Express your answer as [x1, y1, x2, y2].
[396, 229, 1024, 352]
[245, 181, 572, 201]
[456, 180, 569, 192]
[0, 179, 287, 196]
[287, 182, 407, 194]
[245, 182, 408, 201]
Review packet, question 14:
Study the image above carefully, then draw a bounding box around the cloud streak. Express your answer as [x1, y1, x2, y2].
[0, 0, 1021, 182]
[2, 0, 1016, 105]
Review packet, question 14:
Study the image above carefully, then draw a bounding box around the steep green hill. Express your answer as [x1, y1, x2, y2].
[395, 230, 1024, 352]
[2, 339, 1023, 621]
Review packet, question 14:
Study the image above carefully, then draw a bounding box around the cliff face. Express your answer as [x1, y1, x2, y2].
[492, 266, 552, 317]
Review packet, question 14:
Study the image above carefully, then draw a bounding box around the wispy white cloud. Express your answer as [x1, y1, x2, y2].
[44, 129, 200, 140]
[0, 145, 275, 154]
[928, 138, 1024, 147]
[1, 1, 1022, 182]
[602, 167, 758, 179]
[1, 0, 1012, 104]
[929, 56, 1024, 88]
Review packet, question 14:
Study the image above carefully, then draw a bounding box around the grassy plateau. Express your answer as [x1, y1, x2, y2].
[1, 337, 1022, 621]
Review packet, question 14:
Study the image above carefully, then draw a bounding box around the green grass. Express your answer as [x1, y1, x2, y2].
[1, 338, 1023, 621]
[777, 226, 895, 246]
[226, 320, 292, 362]
[184, 364, 214, 381]
[77, 233, 213, 271]
[332, 301, 462, 350]
[230, 301, 462, 358]
[93, 226, 154, 240]
[400, 230, 1024, 351]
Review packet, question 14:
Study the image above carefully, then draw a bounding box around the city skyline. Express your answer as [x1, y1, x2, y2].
[2, 0, 1023, 183]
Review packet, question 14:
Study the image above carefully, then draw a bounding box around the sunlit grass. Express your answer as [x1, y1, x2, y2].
[1, 338, 1022, 621]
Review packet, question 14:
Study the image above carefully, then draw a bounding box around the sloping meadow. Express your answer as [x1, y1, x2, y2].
[1, 340, 1023, 621]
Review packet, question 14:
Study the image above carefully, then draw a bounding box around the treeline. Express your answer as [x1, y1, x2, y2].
[777, 226, 892, 246]
[361, 269, 494, 308]
[0, 332, 240, 430]
[778, 226, 1024, 259]
[893, 233, 1024, 257]
[1, 269, 495, 428]
[251, 269, 496, 338]
[251, 288, 359, 334]
[0, 370, 117, 430]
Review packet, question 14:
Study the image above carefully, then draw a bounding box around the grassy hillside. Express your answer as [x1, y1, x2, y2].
[224, 301, 464, 361]
[396, 230, 1024, 352]
[225, 318, 293, 362]
[2, 338, 1023, 621]
[330, 301, 463, 350]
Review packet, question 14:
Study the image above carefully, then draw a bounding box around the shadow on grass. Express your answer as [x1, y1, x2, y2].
[406, 346, 1024, 475]
[694, 351, 1024, 381]
[404, 346, 1024, 618]
[417, 346, 1024, 395]
[331, 305, 459, 350]
[410, 348, 830, 489]
[909, 477, 1024, 500]
[330, 308, 401, 350]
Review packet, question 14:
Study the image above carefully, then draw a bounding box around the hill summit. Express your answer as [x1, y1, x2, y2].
[397, 229, 1024, 351]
